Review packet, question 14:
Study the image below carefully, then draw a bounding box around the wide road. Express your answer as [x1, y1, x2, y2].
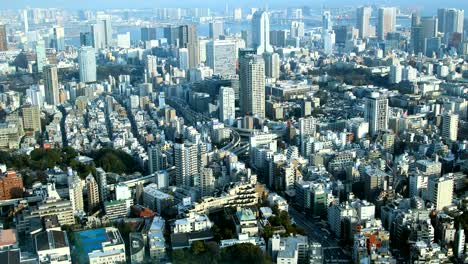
[289, 207, 351, 263]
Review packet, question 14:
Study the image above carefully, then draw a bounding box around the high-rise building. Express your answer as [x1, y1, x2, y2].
[199, 167, 215, 197]
[412, 16, 438, 54]
[234, 8, 242, 21]
[80, 32, 93, 47]
[365, 94, 389, 136]
[22, 104, 41, 133]
[219, 86, 235, 125]
[117, 32, 131, 49]
[174, 142, 198, 186]
[96, 13, 112, 48]
[44, 65, 59, 106]
[0, 171, 24, 200]
[179, 25, 200, 68]
[148, 145, 166, 174]
[377, 7, 396, 40]
[251, 11, 274, 55]
[442, 112, 459, 142]
[50, 26, 65, 51]
[356, 6, 371, 39]
[438, 8, 464, 35]
[78, 46, 97, 83]
[239, 54, 265, 118]
[206, 40, 237, 78]
[35, 39, 47, 73]
[91, 23, 106, 50]
[263, 52, 280, 79]
[323, 30, 335, 54]
[322, 11, 332, 32]
[427, 175, 453, 211]
[290, 21, 305, 38]
[146, 55, 158, 80]
[209, 21, 224, 39]
[389, 64, 402, 84]
[0, 24, 7, 51]
[68, 174, 84, 214]
[178, 48, 189, 71]
[141, 27, 158, 41]
[455, 229, 466, 258]
[86, 174, 100, 212]
[23, 9, 28, 34]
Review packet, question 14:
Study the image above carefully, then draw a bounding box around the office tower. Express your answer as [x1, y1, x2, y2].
[78, 46, 97, 83]
[421, 17, 438, 39]
[91, 23, 106, 50]
[290, 21, 305, 38]
[0, 24, 8, 51]
[239, 54, 265, 118]
[412, 16, 438, 54]
[425, 37, 442, 57]
[96, 168, 108, 203]
[148, 145, 168, 174]
[263, 52, 280, 79]
[251, 11, 274, 55]
[411, 24, 424, 54]
[26, 86, 43, 106]
[299, 116, 316, 155]
[323, 30, 335, 55]
[146, 55, 158, 80]
[442, 112, 459, 142]
[389, 64, 402, 84]
[50, 26, 65, 51]
[234, 8, 242, 20]
[427, 175, 453, 211]
[164, 26, 179, 46]
[35, 39, 47, 73]
[356, 6, 371, 39]
[438, 8, 464, 35]
[377, 7, 396, 40]
[22, 104, 41, 133]
[80, 32, 93, 47]
[86, 174, 100, 212]
[365, 94, 389, 136]
[178, 48, 189, 71]
[174, 142, 198, 186]
[178, 25, 199, 68]
[209, 21, 224, 39]
[333, 25, 354, 45]
[117, 32, 130, 49]
[96, 13, 112, 47]
[219, 86, 235, 125]
[141, 26, 158, 41]
[322, 11, 332, 32]
[44, 65, 59, 106]
[23, 10, 29, 33]
[68, 174, 84, 214]
[270, 30, 287, 47]
[206, 40, 237, 78]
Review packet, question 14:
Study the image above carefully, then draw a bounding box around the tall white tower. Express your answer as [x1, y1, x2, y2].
[78, 46, 97, 83]
[251, 11, 274, 55]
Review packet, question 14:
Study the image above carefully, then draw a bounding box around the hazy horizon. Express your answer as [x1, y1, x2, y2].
[1, 0, 467, 14]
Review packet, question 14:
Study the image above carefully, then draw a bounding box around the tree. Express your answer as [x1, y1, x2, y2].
[191, 241, 206, 255]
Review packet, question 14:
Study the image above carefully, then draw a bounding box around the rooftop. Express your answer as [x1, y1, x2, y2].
[0, 229, 17, 247]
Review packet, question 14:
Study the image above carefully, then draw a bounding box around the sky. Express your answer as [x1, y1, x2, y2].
[0, 0, 467, 13]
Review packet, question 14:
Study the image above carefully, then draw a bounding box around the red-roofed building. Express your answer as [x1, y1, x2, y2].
[0, 171, 23, 200]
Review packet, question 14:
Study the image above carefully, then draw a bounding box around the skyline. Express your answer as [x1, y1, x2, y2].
[1, 0, 468, 13]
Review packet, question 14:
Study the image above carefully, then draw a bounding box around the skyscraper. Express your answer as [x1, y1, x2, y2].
[290, 21, 305, 38]
[23, 9, 29, 34]
[322, 11, 332, 32]
[178, 25, 200, 68]
[22, 104, 41, 134]
[68, 173, 84, 214]
[442, 112, 459, 142]
[427, 175, 453, 211]
[78, 46, 97, 83]
[141, 26, 158, 42]
[356, 6, 371, 39]
[174, 142, 198, 186]
[377, 7, 396, 40]
[146, 55, 158, 80]
[0, 24, 8, 51]
[44, 65, 59, 106]
[251, 11, 273, 55]
[365, 94, 389, 136]
[263, 52, 280, 79]
[209, 21, 224, 39]
[438, 8, 464, 35]
[323, 30, 335, 55]
[239, 54, 265, 118]
[91, 23, 106, 50]
[96, 13, 112, 48]
[206, 40, 237, 78]
[219, 86, 235, 125]
[50, 26, 65, 51]
[35, 39, 47, 73]
[178, 48, 189, 71]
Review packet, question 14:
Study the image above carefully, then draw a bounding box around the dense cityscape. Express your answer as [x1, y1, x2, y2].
[0, 2, 467, 264]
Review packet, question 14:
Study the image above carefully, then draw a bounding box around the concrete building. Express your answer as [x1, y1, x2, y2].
[75, 227, 126, 264]
[78, 46, 97, 83]
[239, 54, 265, 118]
[251, 11, 273, 54]
[206, 40, 237, 78]
[44, 65, 59, 106]
[68, 174, 84, 214]
[148, 216, 166, 261]
[209, 21, 224, 39]
[0, 171, 23, 200]
[263, 52, 280, 79]
[377, 7, 396, 40]
[22, 104, 41, 134]
[35, 230, 71, 264]
[219, 86, 235, 126]
[426, 174, 453, 211]
[0, 24, 7, 51]
[357, 6, 372, 39]
[442, 112, 459, 142]
[86, 174, 100, 212]
[365, 94, 389, 136]
[174, 142, 198, 186]
[173, 212, 212, 234]
[143, 184, 174, 214]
